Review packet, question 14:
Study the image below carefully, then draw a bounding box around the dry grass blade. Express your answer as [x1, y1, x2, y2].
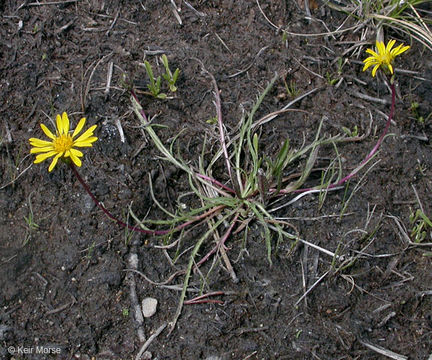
[135, 323, 167, 360]
[373, 13, 432, 52]
[294, 270, 330, 306]
[360, 340, 408, 360]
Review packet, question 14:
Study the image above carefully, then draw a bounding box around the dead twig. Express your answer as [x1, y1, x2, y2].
[20, 0, 78, 8]
[360, 340, 408, 360]
[351, 90, 391, 105]
[115, 117, 125, 143]
[236, 326, 269, 335]
[170, 0, 182, 25]
[124, 268, 185, 287]
[293, 56, 324, 79]
[104, 61, 114, 96]
[295, 270, 330, 306]
[389, 215, 432, 247]
[105, 10, 120, 36]
[227, 46, 269, 78]
[81, 53, 113, 112]
[45, 302, 74, 315]
[0, 163, 32, 190]
[135, 323, 167, 360]
[183, 1, 206, 17]
[127, 252, 146, 343]
[45, 294, 76, 315]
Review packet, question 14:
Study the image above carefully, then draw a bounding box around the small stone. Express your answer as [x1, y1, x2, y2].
[141, 298, 157, 318]
[83, 193, 95, 212]
[141, 351, 152, 360]
[0, 325, 12, 341]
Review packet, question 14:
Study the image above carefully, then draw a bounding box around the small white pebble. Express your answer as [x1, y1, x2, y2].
[129, 253, 139, 268]
[141, 297, 157, 318]
[142, 351, 152, 360]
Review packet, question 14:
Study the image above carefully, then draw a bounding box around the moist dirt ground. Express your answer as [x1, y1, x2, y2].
[1, 1, 432, 359]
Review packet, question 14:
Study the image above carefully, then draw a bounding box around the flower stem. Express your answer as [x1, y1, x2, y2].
[69, 163, 156, 234]
[296, 82, 396, 193]
[70, 162, 225, 235]
[334, 82, 396, 187]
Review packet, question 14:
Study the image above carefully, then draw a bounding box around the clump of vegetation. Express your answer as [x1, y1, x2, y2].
[410, 208, 432, 243]
[325, 0, 432, 53]
[143, 54, 180, 99]
[28, 38, 411, 332]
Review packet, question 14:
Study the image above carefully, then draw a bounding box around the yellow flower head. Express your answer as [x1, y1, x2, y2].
[29, 112, 98, 172]
[363, 39, 410, 77]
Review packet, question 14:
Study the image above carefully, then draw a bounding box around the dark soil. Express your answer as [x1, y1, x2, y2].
[1, 1, 431, 359]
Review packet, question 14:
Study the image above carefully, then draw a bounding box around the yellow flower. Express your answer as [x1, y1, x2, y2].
[363, 39, 410, 77]
[29, 112, 98, 172]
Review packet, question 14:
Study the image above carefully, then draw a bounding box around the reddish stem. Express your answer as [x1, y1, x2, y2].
[70, 163, 158, 234]
[196, 173, 236, 194]
[195, 212, 240, 268]
[296, 82, 396, 193]
[70, 163, 224, 235]
[184, 291, 225, 305]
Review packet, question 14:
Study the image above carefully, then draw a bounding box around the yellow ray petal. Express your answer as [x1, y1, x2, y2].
[70, 148, 84, 158]
[48, 153, 63, 172]
[74, 136, 98, 147]
[386, 39, 396, 53]
[72, 118, 86, 138]
[393, 44, 410, 56]
[371, 65, 379, 77]
[30, 146, 54, 154]
[40, 124, 56, 140]
[56, 114, 63, 135]
[362, 62, 373, 72]
[29, 138, 54, 147]
[62, 112, 70, 134]
[376, 41, 385, 55]
[365, 49, 378, 58]
[363, 58, 377, 67]
[74, 125, 97, 143]
[70, 151, 82, 167]
[34, 151, 57, 163]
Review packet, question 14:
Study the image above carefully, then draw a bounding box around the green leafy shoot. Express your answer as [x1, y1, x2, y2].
[326, 71, 339, 86]
[284, 78, 299, 98]
[24, 208, 38, 231]
[161, 54, 180, 93]
[342, 125, 359, 137]
[144, 60, 166, 99]
[268, 138, 291, 195]
[410, 208, 432, 243]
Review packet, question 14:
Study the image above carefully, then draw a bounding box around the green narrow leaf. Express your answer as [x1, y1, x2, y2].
[172, 68, 180, 83]
[253, 133, 259, 155]
[161, 54, 169, 71]
[273, 138, 290, 175]
[144, 60, 154, 80]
